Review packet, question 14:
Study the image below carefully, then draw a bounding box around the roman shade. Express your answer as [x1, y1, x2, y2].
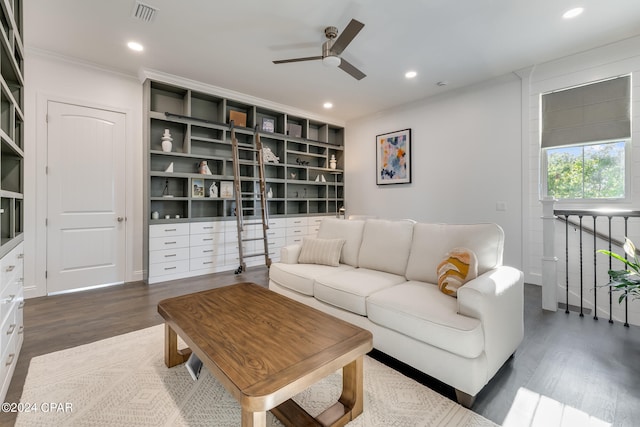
[541, 75, 631, 148]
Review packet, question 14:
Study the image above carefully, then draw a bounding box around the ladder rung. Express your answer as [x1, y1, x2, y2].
[243, 221, 264, 226]
[243, 252, 267, 258]
[242, 237, 266, 242]
[238, 147, 260, 152]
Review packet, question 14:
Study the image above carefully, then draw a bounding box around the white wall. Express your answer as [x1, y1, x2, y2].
[526, 35, 640, 286]
[345, 75, 524, 269]
[24, 51, 144, 298]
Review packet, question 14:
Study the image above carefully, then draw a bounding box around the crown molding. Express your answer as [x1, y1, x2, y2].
[138, 68, 345, 127]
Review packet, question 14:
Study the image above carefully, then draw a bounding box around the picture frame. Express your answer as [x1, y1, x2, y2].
[261, 117, 275, 133]
[192, 178, 205, 197]
[220, 181, 234, 199]
[288, 123, 302, 138]
[376, 129, 411, 185]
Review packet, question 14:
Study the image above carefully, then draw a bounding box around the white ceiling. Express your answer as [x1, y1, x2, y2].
[24, 0, 640, 122]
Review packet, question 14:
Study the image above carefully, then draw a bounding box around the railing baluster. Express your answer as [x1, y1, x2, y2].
[608, 216, 613, 324]
[592, 216, 598, 320]
[565, 215, 570, 314]
[579, 215, 584, 317]
[624, 217, 629, 327]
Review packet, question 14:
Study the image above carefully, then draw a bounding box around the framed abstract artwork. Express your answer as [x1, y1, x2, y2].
[376, 128, 411, 185]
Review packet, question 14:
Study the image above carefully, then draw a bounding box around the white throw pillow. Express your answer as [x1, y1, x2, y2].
[298, 237, 346, 267]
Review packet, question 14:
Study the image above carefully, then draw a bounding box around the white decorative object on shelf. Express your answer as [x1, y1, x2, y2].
[329, 154, 337, 170]
[267, 187, 273, 198]
[151, 211, 160, 220]
[161, 129, 173, 152]
[165, 162, 174, 173]
[321, 174, 326, 182]
[262, 147, 280, 163]
[209, 182, 218, 198]
[315, 175, 320, 182]
[198, 161, 212, 175]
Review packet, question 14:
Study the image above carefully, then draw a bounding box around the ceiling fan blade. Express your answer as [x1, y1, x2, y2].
[273, 56, 322, 64]
[331, 19, 364, 55]
[338, 58, 366, 80]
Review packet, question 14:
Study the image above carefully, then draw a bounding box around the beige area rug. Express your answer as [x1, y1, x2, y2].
[16, 325, 497, 427]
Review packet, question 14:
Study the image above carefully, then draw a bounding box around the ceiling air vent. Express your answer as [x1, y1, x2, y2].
[131, 1, 158, 23]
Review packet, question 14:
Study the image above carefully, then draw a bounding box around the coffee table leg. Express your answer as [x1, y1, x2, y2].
[340, 355, 364, 418]
[241, 409, 266, 427]
[164, 323, 192, 367]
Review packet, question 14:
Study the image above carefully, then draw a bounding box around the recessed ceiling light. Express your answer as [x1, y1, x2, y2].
[562, 7, 584, 19]
[405, 71, 417, 79]
[127, 41, 144, 52]
[323, 102, 333, 109]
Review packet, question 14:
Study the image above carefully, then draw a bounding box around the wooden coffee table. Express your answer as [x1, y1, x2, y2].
[157, 282, 373, 427]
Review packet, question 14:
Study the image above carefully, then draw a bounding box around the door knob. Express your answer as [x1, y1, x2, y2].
[117, 217, 124, 222]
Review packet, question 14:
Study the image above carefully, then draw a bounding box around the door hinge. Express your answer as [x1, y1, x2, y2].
[45, 270, 48, 279]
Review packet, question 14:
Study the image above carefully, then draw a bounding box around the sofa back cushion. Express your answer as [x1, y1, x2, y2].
[317, 218, 365, 266]
[358, 219, 414, 275]
[405, 223, 504, 284]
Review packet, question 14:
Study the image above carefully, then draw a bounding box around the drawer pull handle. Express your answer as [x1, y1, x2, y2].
[203, 238, 213, 241]
[203, 226, 213, 229]
[164, 241, 177, 245]
[18, 254, 24, 259]
[164, 228, 177, 232]
[293, 230, 301, 233]
[18, 326, 24, 335]
[6, 324, 15, 335]
[5, 265, 14, 272]
[5, 353, 14, 366]
[164, 266, 177, 271]
[203, 250, 214, 253]
[2, 294, 16, 304]
[203, 261, 213, 265]
[18, 301, 24, 309]
[164, 254, 176, 258]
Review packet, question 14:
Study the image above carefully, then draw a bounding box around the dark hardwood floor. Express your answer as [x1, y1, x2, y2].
[2, 268, 639, 426]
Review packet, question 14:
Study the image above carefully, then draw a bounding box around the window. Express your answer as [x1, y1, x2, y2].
[545, 140, 626, 199]
[541, 75, 631, 200]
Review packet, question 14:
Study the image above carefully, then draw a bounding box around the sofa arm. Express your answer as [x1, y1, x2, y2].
[457, 266, 524, 377]
[279, 244, 302, 264]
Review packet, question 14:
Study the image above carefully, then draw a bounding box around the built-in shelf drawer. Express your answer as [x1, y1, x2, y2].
[149, 247, 190, 264]
[149, 235, 190, 251]
[149, 223, 189, 238]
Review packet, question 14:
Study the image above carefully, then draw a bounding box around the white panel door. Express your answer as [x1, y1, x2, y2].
[46, 101, 126, 293]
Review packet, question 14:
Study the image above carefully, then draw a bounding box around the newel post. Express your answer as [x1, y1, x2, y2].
[541, 197, 558, 311]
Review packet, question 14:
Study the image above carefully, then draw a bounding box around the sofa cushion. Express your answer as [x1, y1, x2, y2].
[437, 248, 478, 297]
[269, 262, 354, 296]
[367, 281, 484, 359]
[298, 237, 345, 267]
[357, 219, 414, 276]
[405, 223, 504, 284]
[314, 268, 407, 316]
[317, 218, 366, 267]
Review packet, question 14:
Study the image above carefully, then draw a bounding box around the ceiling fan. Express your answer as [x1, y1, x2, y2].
[273, 19, 366, 80]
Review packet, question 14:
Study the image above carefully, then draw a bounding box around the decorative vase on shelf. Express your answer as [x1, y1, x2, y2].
[267, 187, 273, 199]
[161, 129, 173, 152]
[329, 154, 337, 170]
[209, 182, 218, 198]
[199, 160, 212, 175]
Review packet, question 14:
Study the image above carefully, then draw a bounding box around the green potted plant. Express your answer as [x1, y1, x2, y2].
[598, 238, 640, 303]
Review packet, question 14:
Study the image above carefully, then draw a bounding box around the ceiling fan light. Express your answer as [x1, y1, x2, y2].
[322, 55, 341, 67]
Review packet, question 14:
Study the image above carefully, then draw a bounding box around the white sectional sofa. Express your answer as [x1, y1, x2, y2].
[268, 218, 524, 407]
